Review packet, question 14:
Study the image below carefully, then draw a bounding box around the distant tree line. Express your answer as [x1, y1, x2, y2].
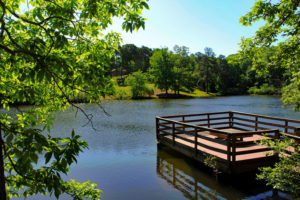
[111, 44, 288, 96]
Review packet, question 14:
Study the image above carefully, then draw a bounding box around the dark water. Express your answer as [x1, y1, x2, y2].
[27, 96, 300, 199]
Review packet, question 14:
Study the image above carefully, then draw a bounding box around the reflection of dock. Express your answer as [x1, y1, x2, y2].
[156, 147, 243, 200]
[156, 147, 293, 200]
[156, 111, 300, 174]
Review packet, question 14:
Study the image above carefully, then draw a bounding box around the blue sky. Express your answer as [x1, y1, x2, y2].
[111, 0, 264, 56]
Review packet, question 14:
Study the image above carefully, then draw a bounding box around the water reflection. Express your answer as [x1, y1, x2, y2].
[156, 145, 292, 200]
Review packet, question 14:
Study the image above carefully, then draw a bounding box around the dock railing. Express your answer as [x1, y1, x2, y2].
[156, 111, 300, 164]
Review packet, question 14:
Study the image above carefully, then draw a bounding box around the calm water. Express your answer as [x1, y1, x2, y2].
[26, 96, 300, 200]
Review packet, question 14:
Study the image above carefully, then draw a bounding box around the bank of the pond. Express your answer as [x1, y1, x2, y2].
[105, 85, 220, 100]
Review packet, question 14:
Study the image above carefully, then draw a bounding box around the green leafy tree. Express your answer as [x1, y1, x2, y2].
[240, 0, 300, 110]
[125, 71, 153, 98]
[256, 137, 300, 197]
[119, 44, 139, 73]
[138, 46, 153, 72]
[172, 45, 196, 94]
[240, 0, 300, 195]
[196, 47, 218, 93]
[194, 52, 206, 91]
[223, 54, 252, 95]
[149, 48, 174, 94]
[0, 0, 148, 199]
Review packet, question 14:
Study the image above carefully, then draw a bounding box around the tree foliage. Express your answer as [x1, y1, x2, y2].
[125, 71, 153, 98]
[172, 45, 195, 94]
[149, 48, 174, 94]
[111, 44, 152, 76]
[0, 0, 148, 199]
[256, 137, 300, 197]
[240, 0, 300, 110]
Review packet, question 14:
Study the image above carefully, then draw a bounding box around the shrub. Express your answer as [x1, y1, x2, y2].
[125, 71, 154, 99]
[256, 137, 300, 197]
[248, 83, 279, 95]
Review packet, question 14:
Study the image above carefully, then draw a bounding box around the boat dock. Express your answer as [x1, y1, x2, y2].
[156, 111, 300, 174]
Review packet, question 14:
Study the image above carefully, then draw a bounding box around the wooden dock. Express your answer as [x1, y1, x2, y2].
[156, 111, 300, 174]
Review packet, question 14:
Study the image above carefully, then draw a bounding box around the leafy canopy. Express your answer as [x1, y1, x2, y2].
[149, 48, 174, 94]
[0, 0, 148, 199]
[256, 137, 300, 197]
[239, 0, 300, 110]
[125, 71, 153, 98]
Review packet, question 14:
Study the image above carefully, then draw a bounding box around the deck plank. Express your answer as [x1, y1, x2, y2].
[164, 131, 274, 162]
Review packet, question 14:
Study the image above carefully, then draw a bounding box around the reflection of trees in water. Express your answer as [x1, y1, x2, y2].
[156, 146, 292, 200]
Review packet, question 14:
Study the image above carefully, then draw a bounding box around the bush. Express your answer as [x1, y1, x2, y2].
[114, 88, 131, 99]
[256, 137, 300, 197]
[248, 83, 279, 95]
[125, 71, 154, 99]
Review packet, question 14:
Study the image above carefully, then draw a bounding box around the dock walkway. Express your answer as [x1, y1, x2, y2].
[156, 111, 300, 174]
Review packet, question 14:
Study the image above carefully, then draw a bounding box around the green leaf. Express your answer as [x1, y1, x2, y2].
[45, 152, 52, 164]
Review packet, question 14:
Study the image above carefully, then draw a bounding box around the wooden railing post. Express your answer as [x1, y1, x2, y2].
[194, 127, 198, 155]
[156, 117, 159, 139]
[232, 136, 236, 163]
[227, 135, 231, 162]
[182, 116, 185, 131]
[295, 127, 300, 136]
[255, 116, 258, 131]
[274, 130, 280, 158]
[207, 114, 210, 128]
[172, 122, 175, 145]
[275, 129, 280, 140]
[229, 112, 233, 128]
[285, 120, 288, 134]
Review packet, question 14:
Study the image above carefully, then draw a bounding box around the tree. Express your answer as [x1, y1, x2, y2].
[240, 0, 300, 195]
[256, 137, 300, 197]
[194, 52, 206, 90]
[125, 71, 153, 98]
[196, 47, 218, 93]
[240, 0, 300, 110]
[172, 45, 195, 94]
[119, 44, 139, 73]
[149, 48, 174, 94]
[0, 0, 148, 199]
[138, 46, 153, 72]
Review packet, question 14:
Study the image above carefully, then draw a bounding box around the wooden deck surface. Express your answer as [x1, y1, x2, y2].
[156, 111, 300, 173]
[164, 128, 274, 161]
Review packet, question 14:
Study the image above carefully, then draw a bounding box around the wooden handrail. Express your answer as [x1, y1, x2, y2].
[159, 111, 231, 119]
[233, 116, 295, 129]
[183, 116, 230, 123]
[156, 113, 300, 163]
[232, 111, 300, 123]
[156, 117, 230, 135]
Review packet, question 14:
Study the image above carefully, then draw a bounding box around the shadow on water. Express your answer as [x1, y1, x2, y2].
[156, 145, 292, 200]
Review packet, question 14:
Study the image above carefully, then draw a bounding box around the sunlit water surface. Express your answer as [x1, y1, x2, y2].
[18, 96, 300, 199]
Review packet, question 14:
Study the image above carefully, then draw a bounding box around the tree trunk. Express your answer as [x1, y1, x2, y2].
[0, 126, 6, 200]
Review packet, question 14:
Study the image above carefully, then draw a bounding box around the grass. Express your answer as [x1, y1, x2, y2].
[181, 89, 219, 97]
[106, 85, 218, 100]
[109, 77, 218, 99]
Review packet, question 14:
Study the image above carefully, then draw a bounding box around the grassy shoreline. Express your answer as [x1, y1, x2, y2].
[106, 84, 219, 100]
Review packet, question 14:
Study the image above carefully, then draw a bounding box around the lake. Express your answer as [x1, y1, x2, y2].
[27, 96, 300, 200]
